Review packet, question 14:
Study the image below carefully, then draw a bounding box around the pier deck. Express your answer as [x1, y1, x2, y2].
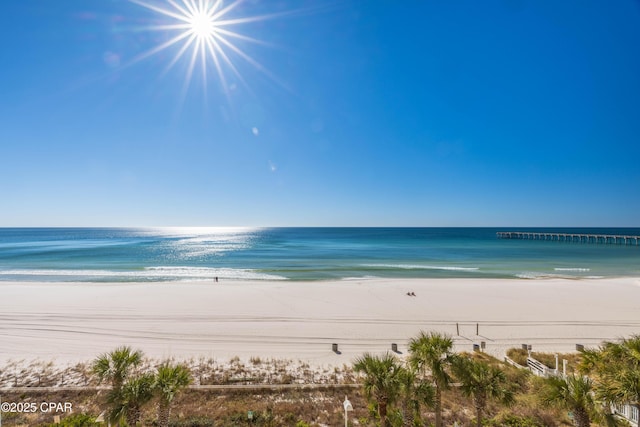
[497, 232, 640, 245]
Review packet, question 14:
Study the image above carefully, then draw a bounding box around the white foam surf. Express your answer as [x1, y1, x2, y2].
[361, 263, 479, 271]
[0, 267, 287, 281]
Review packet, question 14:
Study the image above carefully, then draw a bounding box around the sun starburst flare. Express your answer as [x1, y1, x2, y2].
[127, 0, 281, 101]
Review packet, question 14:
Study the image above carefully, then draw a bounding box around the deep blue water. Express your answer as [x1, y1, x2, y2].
[0, 227, 638, 282]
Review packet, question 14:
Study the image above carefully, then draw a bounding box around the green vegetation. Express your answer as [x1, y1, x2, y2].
[92, 346, 143, 390]
[578, 335, 640, 426]
[484, 413, 546, 427]
[3, 336, 640, 426]
[452, 355, 514, 427]
[92, 346, 147, 425]
[408, 331, 454, 427]
[397, 363, 435, 426]
[353, 352, 403, 427]
[109, 372, 156, 426]
[538, 374, 596, 427]
[39, 413, 101, 427]
[506, 347, 529, 366]
[507, 347, 582, 373]
[165, 416, 214, 427]
[91, 348, 192, 427]
[155, 362, 193, 427]
[349, 333, 640, 426]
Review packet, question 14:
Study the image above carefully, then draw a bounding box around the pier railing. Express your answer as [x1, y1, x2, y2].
[497, 231, 640, 245]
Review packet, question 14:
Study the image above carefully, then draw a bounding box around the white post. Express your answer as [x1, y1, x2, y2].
[563, 359, 568, 378]
[343, 395, 353, 427]
[555, 354, 559, 373]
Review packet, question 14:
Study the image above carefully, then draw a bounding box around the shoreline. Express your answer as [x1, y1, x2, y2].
[1, 277, 639, 366]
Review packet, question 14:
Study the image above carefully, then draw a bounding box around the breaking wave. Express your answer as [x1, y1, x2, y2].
[0, 267, 287, 282]
[361, 264, 479, 271]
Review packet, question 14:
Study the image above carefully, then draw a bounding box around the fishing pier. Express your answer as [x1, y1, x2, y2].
[497, 231, 640, 246]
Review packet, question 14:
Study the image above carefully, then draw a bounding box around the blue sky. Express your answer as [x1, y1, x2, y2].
[1, 0, 639, 227]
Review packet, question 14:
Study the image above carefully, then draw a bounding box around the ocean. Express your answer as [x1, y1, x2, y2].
[0, 227, 638, 282]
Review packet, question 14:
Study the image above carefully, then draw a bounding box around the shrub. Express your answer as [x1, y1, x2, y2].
[40, 413, 101, 427]
[167, 415, 215, 427]
[505, 348, 528, 366]
[485, 413, 545, 427]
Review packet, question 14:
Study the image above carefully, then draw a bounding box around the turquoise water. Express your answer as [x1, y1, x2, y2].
[0, 227, 638, 282]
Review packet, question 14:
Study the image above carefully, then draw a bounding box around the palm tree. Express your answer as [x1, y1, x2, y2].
[452, 356, 514, 427]
[608, 335, 640, 365]
[539, 374, 595, 427]
[579, 335, 640, 424]
[408, 331, 454, 427]
[107, 372, 155, 426]
[155, 362, 193, 427]
[398, 365, 435, 427]
[607, 336, 640, 414]
[577, 347, 606, 376]
[353, 352, 403, 427]
[92, 346, 144, 390]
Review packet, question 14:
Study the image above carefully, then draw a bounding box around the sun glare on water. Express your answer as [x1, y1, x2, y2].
[128, 0, 275, 99]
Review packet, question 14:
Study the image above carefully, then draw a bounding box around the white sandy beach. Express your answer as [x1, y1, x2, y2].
[1, 278, 639, 366]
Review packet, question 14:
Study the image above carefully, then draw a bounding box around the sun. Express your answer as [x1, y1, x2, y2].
[189, 11, 215, 39]
[127, 0, 277, 100]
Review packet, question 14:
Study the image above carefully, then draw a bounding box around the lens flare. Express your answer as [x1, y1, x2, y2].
[127, 0, 279, 100]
